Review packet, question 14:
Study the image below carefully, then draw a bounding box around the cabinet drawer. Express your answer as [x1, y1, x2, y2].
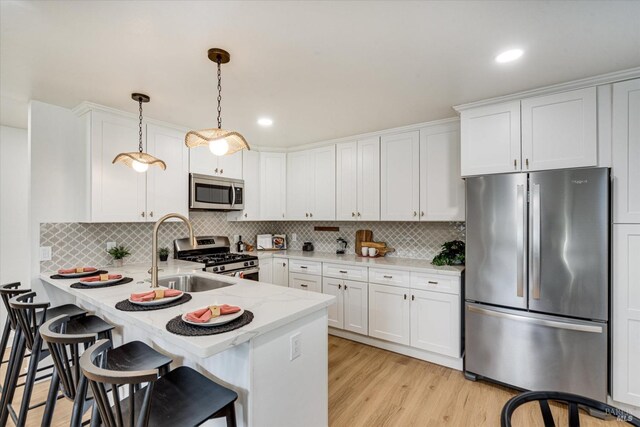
[323, 263, 368, 282]
[368, 268, 410, 287]
[288, 259, 322, 275]
[289, 272, 322, 293]
[410, 272, 460, 295]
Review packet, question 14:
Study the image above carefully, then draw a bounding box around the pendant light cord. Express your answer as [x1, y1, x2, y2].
[138, 98, 144, 153]
[217, 57, 222, 129]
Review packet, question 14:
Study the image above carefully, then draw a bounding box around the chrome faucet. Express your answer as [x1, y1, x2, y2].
[150, 213, 196, 288]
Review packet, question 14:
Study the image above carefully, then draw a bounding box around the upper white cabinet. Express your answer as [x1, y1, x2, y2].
[260, 152, 287, 220]
[380, 131, 420, 221]
[613, 78, 640, 224]
[190, 146, 243, 179]
[336, 138, 380, 221]
[521, 87, 597, 171]
[287, 146, 336, 220]
[460, 101, 521, 176]
[419, 123, 465, 221]
[229, 149, 260, 221]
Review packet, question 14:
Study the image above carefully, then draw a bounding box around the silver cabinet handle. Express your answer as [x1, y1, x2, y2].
[309, 213, 313, 218]
[141, 211, 145, 218]
[531, 183, 541, 299]
[149, 211, 153, 218]
[305, 213, 309, 218]
[428, 281, 438, 285]
[357, 212, 361, 217]
[339, 270, 348, 274]
[413, 211, 417, 217]
[215, 168, 219, 173]
[352, 212, 355, 217]
[383, 275, 393, 279]
[220, 169, 224, 174]
[516, 184, 526, 298]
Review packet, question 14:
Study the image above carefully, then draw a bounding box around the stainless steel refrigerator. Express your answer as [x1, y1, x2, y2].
[464, 167, 609, 401]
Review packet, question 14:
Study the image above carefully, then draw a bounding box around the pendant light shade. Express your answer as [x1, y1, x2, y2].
[113, 93, 166, 172]
[185, 48, 250, 156]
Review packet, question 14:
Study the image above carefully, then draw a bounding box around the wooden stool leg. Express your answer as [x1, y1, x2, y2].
[0, 331, 26, 425]
[16, 333, 43, 426]
[41, 368, 60, 427]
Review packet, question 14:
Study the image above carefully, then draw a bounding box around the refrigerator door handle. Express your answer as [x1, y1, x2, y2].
[467, 305, 603, 333]
[531, 183, 541, 299]
[516, 184, 526, 298]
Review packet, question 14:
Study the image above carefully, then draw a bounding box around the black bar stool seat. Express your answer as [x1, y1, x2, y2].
[39, 303, 87, 323]
[105, 341, 172, 373]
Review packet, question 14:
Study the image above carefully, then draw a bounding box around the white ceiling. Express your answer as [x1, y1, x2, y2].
[2, 1, 640, 148]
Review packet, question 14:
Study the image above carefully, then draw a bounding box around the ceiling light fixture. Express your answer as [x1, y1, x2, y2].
[495, 48, 524, 63]
[113, 93, 166, 173]
[257, 117, 273, 127]
[185, 48, 250, 156]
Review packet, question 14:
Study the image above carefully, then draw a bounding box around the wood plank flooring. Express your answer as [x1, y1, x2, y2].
[2, 337, 614, 426]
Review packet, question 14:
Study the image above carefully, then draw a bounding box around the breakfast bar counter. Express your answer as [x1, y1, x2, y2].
[40, 261, 334, 427]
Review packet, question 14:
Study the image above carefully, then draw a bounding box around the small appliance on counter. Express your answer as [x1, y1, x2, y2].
[336, 238, 347, 254]
[302, 242, 314, 252]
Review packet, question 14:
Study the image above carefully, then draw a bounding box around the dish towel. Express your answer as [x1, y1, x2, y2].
[80, 274, 122, 283]
[58, 267, 97, 274]
[130, 289, 183, 302]
[185, 305, 241, 323]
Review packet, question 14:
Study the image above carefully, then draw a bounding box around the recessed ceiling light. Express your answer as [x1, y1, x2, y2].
[495, 49, 524, 64]
[257, 117, 273, 127]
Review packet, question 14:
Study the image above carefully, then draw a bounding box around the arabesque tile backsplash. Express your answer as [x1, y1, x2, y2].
[40, 211, 465, 271]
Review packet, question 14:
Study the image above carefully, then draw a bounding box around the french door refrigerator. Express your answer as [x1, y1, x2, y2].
[464, 167, 609, 401]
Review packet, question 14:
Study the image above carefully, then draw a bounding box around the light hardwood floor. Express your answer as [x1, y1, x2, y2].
[2, 337, 615, 426]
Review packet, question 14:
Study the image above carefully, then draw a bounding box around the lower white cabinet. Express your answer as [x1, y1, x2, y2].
[258, 258, 272, 283]
[289, 273, 322, 292]
[368, 283, 410, 345]
[409, 289, 460, 357]
[323, 277, 368, 335]
[271, 258, 289, 287]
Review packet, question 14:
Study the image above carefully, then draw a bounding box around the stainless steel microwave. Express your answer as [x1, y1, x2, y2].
[189, 173, 244, 211]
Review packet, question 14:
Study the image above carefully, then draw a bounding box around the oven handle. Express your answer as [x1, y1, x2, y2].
[219, 267, 260, 277]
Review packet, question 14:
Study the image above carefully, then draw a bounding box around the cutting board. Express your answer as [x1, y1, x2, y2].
[355, 230, 373, 255]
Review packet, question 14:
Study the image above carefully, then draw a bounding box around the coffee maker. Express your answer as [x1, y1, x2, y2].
[336, 238, 347, 254]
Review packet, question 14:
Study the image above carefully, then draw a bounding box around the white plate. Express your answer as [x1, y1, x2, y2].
[58, 269, 99, 278]
[79, 276, 123, 286]
[181, 308, 244, 327]
[129, 291, 184, 306]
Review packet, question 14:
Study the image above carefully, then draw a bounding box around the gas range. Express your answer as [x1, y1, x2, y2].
[174, 236, 259, 277]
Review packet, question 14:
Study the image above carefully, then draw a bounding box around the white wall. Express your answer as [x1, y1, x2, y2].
[0, 125, 30, 329]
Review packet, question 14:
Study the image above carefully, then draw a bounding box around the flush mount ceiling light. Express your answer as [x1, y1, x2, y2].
[185, 48, 250, 156]
[495, 48, 524, 64]
[113, 93, 166, 173]
[257, 117, 273, 127]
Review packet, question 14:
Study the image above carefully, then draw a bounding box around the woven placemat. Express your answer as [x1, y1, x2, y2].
[70, 277, 133, 289]
[115, 293, 192, 312]
[166, 310, 254, 336]
[50, 270, 108, 280]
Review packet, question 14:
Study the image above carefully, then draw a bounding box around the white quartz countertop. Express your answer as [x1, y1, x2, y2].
[250, 250, 464, 277]
[40, 260, 334, 358]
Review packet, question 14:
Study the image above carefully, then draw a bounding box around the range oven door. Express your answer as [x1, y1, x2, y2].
[190, 173, 244, 211]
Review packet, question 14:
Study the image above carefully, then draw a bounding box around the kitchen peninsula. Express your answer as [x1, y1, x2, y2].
[40, 260, 334, 427]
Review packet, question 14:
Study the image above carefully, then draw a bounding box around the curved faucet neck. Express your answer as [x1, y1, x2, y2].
[151, 213, 196, 288]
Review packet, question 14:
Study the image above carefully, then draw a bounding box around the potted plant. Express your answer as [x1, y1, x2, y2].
[158, 247, 170, 262]
[432, 240, 465, 266]
[107, 245, 130, 267]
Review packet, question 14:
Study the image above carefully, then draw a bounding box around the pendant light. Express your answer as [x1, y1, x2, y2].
[112, 93, 166, 173]
[185, 48, 250, 156]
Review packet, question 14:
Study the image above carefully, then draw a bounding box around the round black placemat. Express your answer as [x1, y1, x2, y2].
[70, 277, 133, 289]
[50, 270, 108, 279]
[166, 310, 254, 336]
[115, 293, 192, 312]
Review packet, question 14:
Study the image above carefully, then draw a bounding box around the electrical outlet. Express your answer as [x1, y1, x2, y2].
[39, 246, 52, 261]
[290, 332, 301, 361]
[106, 241, 116, 251]
[291, 233, 297, 242]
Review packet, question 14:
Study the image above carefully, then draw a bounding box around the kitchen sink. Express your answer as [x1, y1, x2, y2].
[157, 273, 234, 292]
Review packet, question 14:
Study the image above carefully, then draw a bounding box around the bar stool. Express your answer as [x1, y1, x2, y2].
[39, 314, 173, 427]
[0, 283, 31, 394]
[81, 339, 238, 427]
[0, 291, 107, 426]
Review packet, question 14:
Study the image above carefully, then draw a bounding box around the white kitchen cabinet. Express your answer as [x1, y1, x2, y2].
[287, 146, 336, 220]
[189, 146, 243, 179]
[410, 289, 460, 357]
[612, 224, 640, 407]
[288, 259, 322, 275]
[613, 78, 640, 224]
[229, 149, 260, 221]
[271, 258, 289, 287]
[380, 131, 420, 221]
[336, 138, 380, 221]
[260, 152, 287, 220]
[258, 258, 273, 283]
[521, 87, 597, 171]
[323, 278, 344, 329]
[368, 283, 410, 345]
[460, 101, 521, 176]
[323, 277, 368, 335]
[419, 123, 465, 221]
[289, 272, 322, 293]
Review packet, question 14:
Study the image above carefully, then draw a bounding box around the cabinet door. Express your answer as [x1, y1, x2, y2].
[218, 151, 243, 179]
[91, 111, 146, 222]
[289, 273, 322, 293]
[271, 258, 289, 287]
[258, 258, 273, 283]
[613, 78, 640, 224]
[286, 151, 309, 220]
[146, 124, 189, 220]
[410, 289, 460, 357]
[260, 152, 287, 220]
[368, 283, 410, 345]
[336, 142, 358, 221]
[612, 224, 640, 407]
[521, 87, 597, 171]
[419, 123, 465, 221]
[189, 145, 219, 175]
[460, 101, 521, 176]
[323, 278, 344, 329]
[344, 280, 368, 335]
[240, 150, 260, 220]
[357, 137, 380, 221]
[380, 131, 420, 221]
[310, 145, 336, 220]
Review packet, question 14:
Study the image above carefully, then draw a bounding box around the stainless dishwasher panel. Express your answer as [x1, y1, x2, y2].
[465, 303, 607, 401]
